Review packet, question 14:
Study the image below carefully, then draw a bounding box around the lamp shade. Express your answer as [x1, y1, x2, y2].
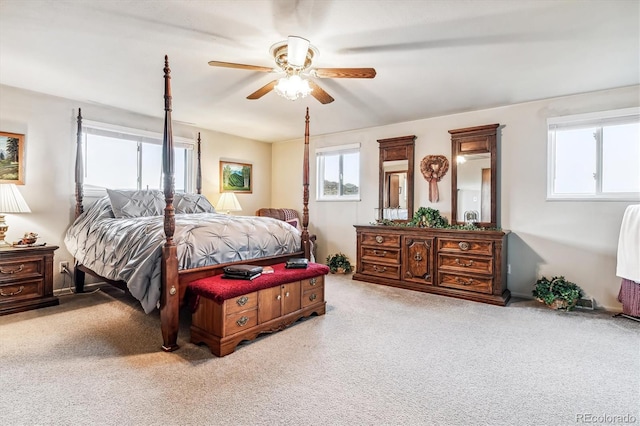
[216, 192, 242, 214]
[0, 184, 31, 213]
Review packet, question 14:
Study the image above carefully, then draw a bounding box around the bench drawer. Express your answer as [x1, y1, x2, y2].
[225, 309, 258, 336]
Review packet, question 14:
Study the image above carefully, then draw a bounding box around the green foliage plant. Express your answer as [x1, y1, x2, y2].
[411, 207, 449, 228]
[326, 252, 353, 273]
[532, 276, 583, 311]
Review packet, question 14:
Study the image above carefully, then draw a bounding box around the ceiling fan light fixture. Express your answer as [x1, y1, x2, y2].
[275, 74, 312, 101]
[287, 36, 310, 68]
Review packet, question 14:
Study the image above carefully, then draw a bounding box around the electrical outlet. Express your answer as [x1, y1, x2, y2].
[59, 261, 69, 274]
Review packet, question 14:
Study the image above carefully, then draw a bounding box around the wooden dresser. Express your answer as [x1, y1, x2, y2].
[353, 225, 509, 305]
[0, 245, 59, 315]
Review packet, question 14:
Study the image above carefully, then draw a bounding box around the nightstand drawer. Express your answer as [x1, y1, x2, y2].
[0, 257, 43, 283]
[0, 278, 44, 303]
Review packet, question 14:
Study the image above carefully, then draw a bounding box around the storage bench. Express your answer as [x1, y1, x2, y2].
[188, 262, 329, 356]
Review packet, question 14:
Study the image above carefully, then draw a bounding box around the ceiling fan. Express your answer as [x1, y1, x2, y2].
[208, 36, 376, 104]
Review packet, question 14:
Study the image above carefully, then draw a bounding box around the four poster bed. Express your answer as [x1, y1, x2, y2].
[66, 56, 313, 351]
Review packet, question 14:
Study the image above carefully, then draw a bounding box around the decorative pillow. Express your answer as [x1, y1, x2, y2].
[286, 218, 300, 230]
[174, 193, 216, 214]
[107, 189, 165, 218]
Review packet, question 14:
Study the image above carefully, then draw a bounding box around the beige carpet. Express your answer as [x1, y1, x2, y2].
[1, 274, 638, 426]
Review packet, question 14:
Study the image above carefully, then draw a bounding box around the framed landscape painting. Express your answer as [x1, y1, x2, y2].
[0, 132, 25, 185]
[220, 161, 252, 193]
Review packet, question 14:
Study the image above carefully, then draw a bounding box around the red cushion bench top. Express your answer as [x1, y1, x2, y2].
[187, 262, 330, 305]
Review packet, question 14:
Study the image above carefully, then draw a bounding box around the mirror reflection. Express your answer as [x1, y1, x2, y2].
[456, 153, 491, 223]
[378, 135, 415, 223]
[449, 123, 498, 228]
[383, 160, 408, 220]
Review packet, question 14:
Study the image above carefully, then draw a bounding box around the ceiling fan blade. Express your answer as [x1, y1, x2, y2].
[308, 80, 334, 104]
[313, 67, 376, 79]
[208, 61, 274, 73]
[246, 80, 277, 100]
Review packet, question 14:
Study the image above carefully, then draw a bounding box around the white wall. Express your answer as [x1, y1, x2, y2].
[272, 85, 640, 311]
[0, 84, 272, 292]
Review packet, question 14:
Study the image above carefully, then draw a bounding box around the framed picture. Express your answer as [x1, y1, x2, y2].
[0, 132, 25, 185]
[220, 161, 252, 193]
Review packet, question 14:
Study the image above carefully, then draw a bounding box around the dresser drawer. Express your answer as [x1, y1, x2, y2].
[224, 291, 258, 315]
[302, 276, 324, 292]
[438, 254, 493, 275]
[438, 238, 493, 256]
[361, 261, 401, 280]
[361, 232, 400, 248]
[0, 258, 43, 283]
[438, 272, 492, 294]
[302, 286, 324, 308]
[0, 278, 44, 303]
[361, 246, 400, 264]
[225, 308, 258, 336]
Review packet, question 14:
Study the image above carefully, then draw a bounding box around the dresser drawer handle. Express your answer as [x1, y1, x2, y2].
[236, 296, 249, 306]
[375, 236, 384, 244]
[414, 253, 423, 262]
[0, 286, 24, 297]
[458, 242, 470, 251]
[0, 264, 24, 274]
[308, 293, 317, 302]
[236, 316, 249, 327]
[455, 259, 474, 267]
[373, 265, 387, 273]
[455, 277, 474, 286]
[373, 250, 387, 257]
[309, 277, 317, 286]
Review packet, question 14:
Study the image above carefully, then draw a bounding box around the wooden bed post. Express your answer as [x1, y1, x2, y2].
[196, 132, 202, 194]
[160, 56, 180, 352]
[302, 107, 311, 260]
[74, 108, 86, 293]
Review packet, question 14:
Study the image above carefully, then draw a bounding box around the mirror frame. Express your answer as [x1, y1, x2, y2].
[377, 135, 415, 223]
[449, 124, 499, 228]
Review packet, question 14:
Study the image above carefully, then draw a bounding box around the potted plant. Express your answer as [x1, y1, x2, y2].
[532, 276, 583, 311]
[326, 252, 353, 274]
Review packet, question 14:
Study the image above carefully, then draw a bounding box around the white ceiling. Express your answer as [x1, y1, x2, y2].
[1, 0, 638, 142]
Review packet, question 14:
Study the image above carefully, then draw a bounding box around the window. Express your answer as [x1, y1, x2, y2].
[316, 143, 360, 201]
[547, 108, 640, 200]
[82, 121, 194, 195]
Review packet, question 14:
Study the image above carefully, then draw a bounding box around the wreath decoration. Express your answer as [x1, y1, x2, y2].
[420, 155, 449, 202]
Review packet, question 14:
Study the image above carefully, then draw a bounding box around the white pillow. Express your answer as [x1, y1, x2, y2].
[174, 193, 216, 214]
[107, 189, 165, 218]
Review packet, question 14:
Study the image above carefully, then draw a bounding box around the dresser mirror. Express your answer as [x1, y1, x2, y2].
[378, 135, 415, 222]
[449, 124, 498, 228]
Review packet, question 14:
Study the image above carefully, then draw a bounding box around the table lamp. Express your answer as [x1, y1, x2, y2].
[0, 184, 31, 246]
[216, 192, 242, 215]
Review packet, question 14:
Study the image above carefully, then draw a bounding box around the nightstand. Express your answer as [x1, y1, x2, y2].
[0, 245, 59, 315]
